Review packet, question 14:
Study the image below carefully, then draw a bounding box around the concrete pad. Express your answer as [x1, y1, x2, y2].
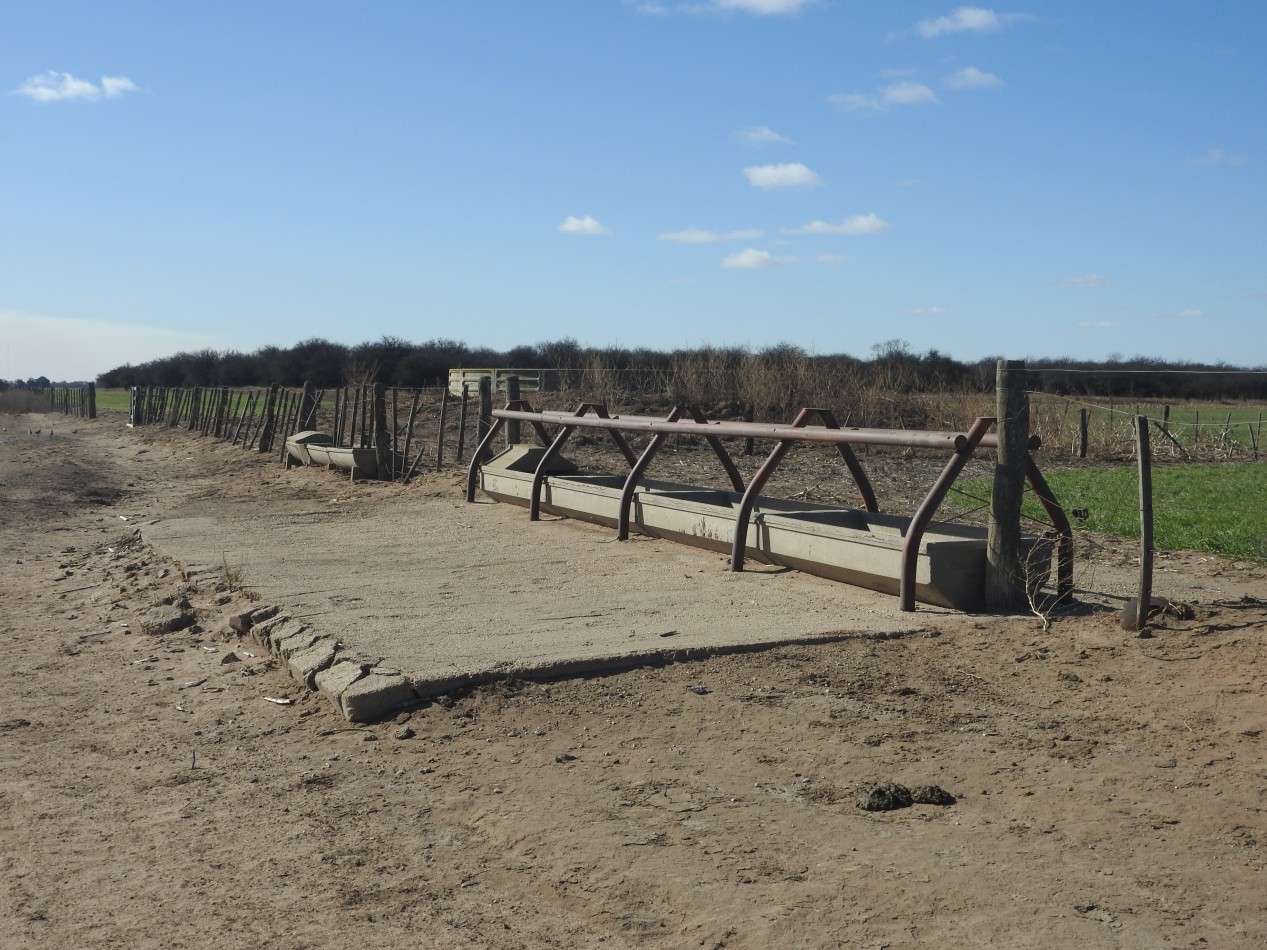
[145, 490, 935, 721]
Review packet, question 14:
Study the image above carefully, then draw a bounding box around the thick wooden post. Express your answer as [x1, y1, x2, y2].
[505, 375, 521, 446]
[986, 359, 1029, 612]
[1078, 408, 1088, 459]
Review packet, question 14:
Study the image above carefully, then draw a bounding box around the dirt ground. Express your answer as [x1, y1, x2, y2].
[2, 410, 1266, 949]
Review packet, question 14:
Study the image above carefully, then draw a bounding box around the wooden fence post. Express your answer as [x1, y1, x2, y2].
[743, 405, 755, 456]
[372, 383, 391, 479]
[456, 383, 470, 461]
[435, 389, 449, 471]
[476, 375, 493, 462]
[1078, 408, 1088, 459]
[297, 381, 317, 432]
[1124, 416, 1155, 630]
[257, 384, 280, 452]
[505, 375, 521, 446]
[986, 359, 1029, 612]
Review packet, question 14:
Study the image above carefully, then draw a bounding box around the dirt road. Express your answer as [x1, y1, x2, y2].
[2, 412, 1265, 948]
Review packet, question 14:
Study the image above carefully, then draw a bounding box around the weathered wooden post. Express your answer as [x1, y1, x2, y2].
[1128, 415, 1155, 631]
[986, 359, 1030, 612]
[435, 389, 449, 471]
[1077, 408, 1088, 459]
[476, 375, 493, 464]
[372, 382, 391, 480]
[505, 375, 521, 446]
[257, 384, 280, 452]
[297, 381, 317, 432]
[456, 383, 470, 461]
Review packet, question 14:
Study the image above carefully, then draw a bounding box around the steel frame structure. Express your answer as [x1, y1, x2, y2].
[467, 401, 1073, 612]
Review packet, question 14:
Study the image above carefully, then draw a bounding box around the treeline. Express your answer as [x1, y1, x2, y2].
[95, 337, 1267, 402]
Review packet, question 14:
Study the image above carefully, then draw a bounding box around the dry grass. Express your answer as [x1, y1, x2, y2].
[0, 390, 53, 414]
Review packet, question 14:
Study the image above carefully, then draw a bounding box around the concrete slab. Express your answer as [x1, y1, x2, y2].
[144, 489, 937, 721]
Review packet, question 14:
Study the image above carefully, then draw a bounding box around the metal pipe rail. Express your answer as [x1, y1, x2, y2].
[467, 402, 1072, 612]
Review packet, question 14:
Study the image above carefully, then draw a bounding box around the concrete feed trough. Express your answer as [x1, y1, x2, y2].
[479, 447, 1051, 611]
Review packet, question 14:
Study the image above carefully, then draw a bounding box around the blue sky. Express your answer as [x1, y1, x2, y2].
[3, 1, 1264, 381]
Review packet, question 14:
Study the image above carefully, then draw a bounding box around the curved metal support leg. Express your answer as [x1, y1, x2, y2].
[465, 418, 507, 502]
[1024, 456, 1075, 604]
[730, 408, 816, 572]
[530, 426, 576, 521]
[899, 417, 992, 611]
[618, 406, 684, 540]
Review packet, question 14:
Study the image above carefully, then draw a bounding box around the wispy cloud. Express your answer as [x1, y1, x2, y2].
[1175, 308, 1204, 318]
[782, 212, 890, 236]
[816, 252, 846, 264]
[711, 0, 815, 14]
[1186, 148, 1246, 167]
[944, 66, 1002, 89]
[722, 248, 795, 269]
[12, 71, 138, 103]
[1058, 273, 1110, 289]
[743, 162, 824, 189]
[1077, 320, 1118, 329]
[830, 80, 938, 112]
[917, 7, 1023, 38]
[907, 306, 945, 316]
[636, 0, 814, 13]
[735, 125, 793, 145]
[658, 227, 764, 243]
[558, 215, 611, 235]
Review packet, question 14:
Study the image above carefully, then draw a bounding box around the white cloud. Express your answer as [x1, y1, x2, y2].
[1077, 320, 1118, 329]
[1058, 273, 1110, 288]
[711, 0, 814, 13]
[743, 162, 824, 189]
[735, 125, 793, 145]
[830, 80, 938, 112]
[907, 306, 945, 316]
[944, 66, 1002, 89]
[1186, 148, 1246, 167]
[816, 253, 846, 264]
[722, 248, 794, 269]
[1176, 309, 1203, 318]
[658, 227, 764, 243]
[558, 215, 611, 235]
[782, 213, 890, 236]
[13, 71, 138, 103]
[917, 7, 1005, 37]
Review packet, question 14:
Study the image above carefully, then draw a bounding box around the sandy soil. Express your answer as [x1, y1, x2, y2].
[2, 411, 1266, 949]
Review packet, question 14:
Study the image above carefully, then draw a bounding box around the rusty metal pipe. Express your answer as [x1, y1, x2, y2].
[492, 408, 1029, 451]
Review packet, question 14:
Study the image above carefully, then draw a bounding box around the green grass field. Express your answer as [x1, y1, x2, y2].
[94, 388, 133, 412]
[962, 463, 1267, 562]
